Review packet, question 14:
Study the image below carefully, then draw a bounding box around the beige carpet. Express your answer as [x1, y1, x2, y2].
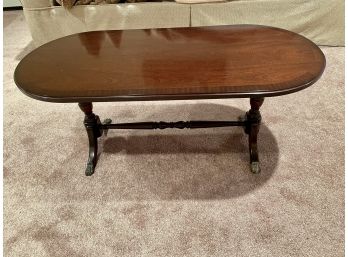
[4, 10, 344, 257]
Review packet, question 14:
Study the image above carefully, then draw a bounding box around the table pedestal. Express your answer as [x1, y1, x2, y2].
[78, 98, 264, 176]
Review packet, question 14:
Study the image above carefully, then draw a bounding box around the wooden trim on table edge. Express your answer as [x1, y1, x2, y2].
[14, 67, 325, 103]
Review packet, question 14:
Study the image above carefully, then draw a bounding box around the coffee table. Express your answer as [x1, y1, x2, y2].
[14, 25, 325, 176]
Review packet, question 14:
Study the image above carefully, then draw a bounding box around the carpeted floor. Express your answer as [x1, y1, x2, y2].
[4, 10, 344, 257]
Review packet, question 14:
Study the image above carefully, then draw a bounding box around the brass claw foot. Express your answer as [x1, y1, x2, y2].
[250, 161, 260, 174]
[85, 163, 95, 176]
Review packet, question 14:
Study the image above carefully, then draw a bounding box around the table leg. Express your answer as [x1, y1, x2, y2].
[78, 102, 102, 176]
[245, 97, 264, 173]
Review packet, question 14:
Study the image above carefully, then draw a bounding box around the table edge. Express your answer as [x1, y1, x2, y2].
[14, 69, 325, 103]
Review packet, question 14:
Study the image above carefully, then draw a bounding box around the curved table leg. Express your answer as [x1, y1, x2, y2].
[245, 98, 264, 173]
[78, 102, 102, 176]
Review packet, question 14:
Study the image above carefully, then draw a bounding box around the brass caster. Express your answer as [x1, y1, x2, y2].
[250, 161, 260, 174]
[85, 163, 95, 176]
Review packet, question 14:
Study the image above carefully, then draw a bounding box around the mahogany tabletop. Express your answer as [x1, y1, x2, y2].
[14, 25, 325, 103]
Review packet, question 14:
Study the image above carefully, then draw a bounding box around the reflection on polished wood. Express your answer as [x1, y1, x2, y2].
[14, 25, 325, 103]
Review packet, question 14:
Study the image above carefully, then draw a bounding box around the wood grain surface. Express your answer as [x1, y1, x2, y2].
[14, 25, 325, 102]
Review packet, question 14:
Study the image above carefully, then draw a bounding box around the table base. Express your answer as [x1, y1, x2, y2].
[78, 98, 264, 176]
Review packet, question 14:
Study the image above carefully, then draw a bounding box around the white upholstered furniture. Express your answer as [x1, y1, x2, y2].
[21, 0, 344, 46]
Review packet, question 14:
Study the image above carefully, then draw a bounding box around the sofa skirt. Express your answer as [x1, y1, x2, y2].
[191, 0, 344, 46]
[22, 0, 344, 46]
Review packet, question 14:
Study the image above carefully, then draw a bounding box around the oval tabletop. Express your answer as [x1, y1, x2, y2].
[14, 25, 325, 103]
